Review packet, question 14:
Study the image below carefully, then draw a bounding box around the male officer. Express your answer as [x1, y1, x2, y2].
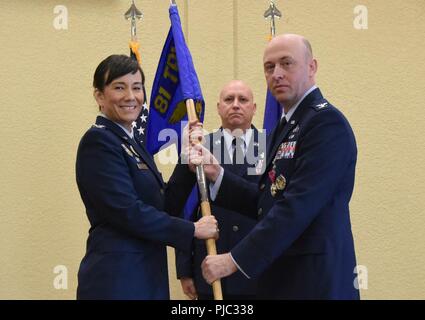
[192, 34, 359, 299]
[176, 80, 263, 300]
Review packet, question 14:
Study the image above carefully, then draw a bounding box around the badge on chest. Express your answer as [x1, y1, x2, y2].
[121, 144, 148, 170]
[275, 141, 297, 160]
[268, 165, 287, 197]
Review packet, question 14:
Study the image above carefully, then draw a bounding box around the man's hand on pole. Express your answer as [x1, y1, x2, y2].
[194, 215, 219, 240]
[201, 253, 238, 285]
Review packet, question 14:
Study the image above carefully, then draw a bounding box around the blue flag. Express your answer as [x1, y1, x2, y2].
[146, 4, 205, 155]
[146, 4, 204, 220]
[183, 183, 199, 220]
[263, 90, 282, 135]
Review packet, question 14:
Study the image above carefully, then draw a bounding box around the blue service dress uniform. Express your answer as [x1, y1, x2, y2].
[214, 88, 360, 299]
[175, 127, 263, 299]
[75, 116, 195, 300]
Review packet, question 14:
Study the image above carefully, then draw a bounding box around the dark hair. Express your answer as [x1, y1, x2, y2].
[93, 54, 145, 92]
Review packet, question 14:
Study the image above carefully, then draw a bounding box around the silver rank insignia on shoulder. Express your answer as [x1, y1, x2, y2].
[92, 124, 105, 129]
[316, 102, 328, 109]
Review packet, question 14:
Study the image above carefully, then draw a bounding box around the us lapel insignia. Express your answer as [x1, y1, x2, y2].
[121, 144, 134, 158]
[129, 145, 140, 158]
[127, 145, 142, 162]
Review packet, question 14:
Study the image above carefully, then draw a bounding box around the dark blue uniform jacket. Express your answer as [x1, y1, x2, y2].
[76, 116, 194, 300]
[214, 89, 360, 299]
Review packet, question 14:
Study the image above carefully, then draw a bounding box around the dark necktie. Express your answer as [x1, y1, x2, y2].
[271, 117, 287, 147]
[232, 137, 245, 165]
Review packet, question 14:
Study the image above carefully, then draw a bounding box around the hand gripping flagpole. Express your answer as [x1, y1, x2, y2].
[184, 102, 219, 283]
[186, 100, 223, 300]
[171, 0, 223, 300]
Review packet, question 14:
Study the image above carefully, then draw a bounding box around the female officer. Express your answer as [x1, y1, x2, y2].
[75, 55, 218, 299]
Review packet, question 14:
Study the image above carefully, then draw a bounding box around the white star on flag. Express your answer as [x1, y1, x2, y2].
[134, 102, 149, 145]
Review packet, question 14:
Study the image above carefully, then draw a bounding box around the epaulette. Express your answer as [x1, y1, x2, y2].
[92, 124, 106, 129]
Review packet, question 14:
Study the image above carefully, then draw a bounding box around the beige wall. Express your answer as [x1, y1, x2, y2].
[0, 0, 424, 299]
